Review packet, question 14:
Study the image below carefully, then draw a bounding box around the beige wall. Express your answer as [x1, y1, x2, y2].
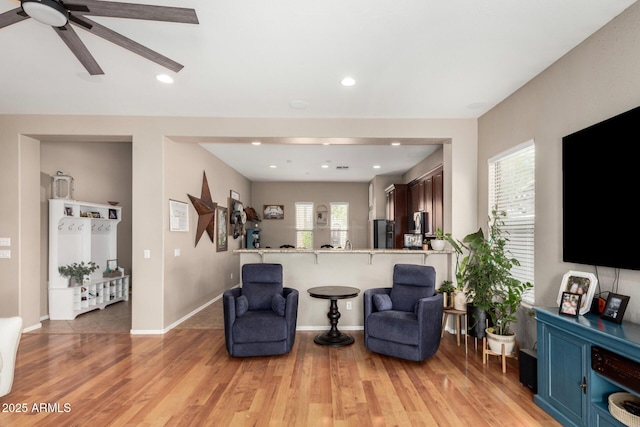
[250, 182, 369, 249]
[40, 141, 133, 318]
[478, 2, 640, 329]
[163, 139, 250, 327]
[0, 116, 477, 332]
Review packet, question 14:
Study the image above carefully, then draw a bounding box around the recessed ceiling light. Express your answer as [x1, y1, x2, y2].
[321, 164, 329, 169]
[341, 77, 356, 87]
[251, 141, 261, 146]
[391, 142, 401, 146]
[373, 165, 381, 169]
[156, 74, 174, 84]
[289, 100, 308, 109]
[270, 165, 277, 168]
[322, 142, 330, 146]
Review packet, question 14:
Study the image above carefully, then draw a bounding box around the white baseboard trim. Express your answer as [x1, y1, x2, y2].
[23, 322, 43, 333]
[131, 292, 227, 335]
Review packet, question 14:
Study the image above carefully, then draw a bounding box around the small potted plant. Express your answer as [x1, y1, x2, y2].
[422, 238, 430, 250]
[438, 280, 456, 308]
[58, 261, 99, 286]
[430, 228, 446, 251]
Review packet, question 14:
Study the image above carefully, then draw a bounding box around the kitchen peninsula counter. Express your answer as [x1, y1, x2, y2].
[234, 248, 452, 329]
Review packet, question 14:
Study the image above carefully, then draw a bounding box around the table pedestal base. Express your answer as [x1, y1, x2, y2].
[313, 331, 355, 347]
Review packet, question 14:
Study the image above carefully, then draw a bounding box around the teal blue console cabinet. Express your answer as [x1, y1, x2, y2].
[534, 307, 640, 427]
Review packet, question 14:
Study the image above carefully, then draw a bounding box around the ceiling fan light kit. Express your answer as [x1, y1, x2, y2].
[21, 0, 68, 27]
[1, 0, 199, 75]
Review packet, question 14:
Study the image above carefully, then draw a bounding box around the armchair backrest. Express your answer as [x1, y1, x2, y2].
[241, 263, 284, 310]
[390, 264, 436, 312]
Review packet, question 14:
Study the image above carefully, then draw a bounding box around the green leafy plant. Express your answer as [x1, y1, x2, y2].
[58, 261, 99, 284]
[445, 208, 531, 335]
[438, 280, 456, 293]
[435, 228, 444, 240]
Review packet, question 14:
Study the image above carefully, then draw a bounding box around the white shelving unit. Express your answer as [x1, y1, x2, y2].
[48, 199, 129, 320]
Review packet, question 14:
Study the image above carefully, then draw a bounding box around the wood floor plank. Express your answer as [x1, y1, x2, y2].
[0, 328, 560, 426]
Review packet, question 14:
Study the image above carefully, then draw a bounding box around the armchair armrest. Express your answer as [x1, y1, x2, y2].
[415, 293, 444, 358]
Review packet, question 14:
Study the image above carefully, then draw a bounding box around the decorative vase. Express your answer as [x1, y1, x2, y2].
[431, 239, 445, 251]
[442, 292, 448, 308]
[454, 290, 467, 311]
[486, 327, 516, 355]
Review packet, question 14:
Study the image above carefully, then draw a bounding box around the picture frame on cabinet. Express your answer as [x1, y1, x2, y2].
[217, 206, 228, 252]
[65, 207, 73, 216]
[109, 209, 118, 220]
[601, 293, 630, 324]
[557, 270, 597, 315]
[91, 211, 101, 219]
[559, 292, 581, 317]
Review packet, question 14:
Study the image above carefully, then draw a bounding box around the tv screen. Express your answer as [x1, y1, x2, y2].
[563, 105, 640, 271]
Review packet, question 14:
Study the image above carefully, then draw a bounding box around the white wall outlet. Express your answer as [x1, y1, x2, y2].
[143, 250, 151, 259]
[174, 249, 180, 257]
[346, 301, 352, 310]
[0, 237, 10, 246]
[0, 249, 11, 259]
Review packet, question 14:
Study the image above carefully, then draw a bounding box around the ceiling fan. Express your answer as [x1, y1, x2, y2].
[0, 0, 198, 75]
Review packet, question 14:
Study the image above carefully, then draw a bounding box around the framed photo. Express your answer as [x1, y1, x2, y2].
[216, 206, 228, 252]
[230, 190, 240, 201]
[557, 271, 597, 316]
[108, 209, 118, 220]
[169, 199, 189, 232]
[601, 293, 630, 324]
[263, 205, 284, 220]
[559, 292, 582, 317]
[107, 259, 118, 271]
[64, 207, 73, 216]
[91, 211, 101, 219]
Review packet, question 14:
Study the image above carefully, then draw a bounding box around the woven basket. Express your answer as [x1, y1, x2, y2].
[609, 392, 640, 427]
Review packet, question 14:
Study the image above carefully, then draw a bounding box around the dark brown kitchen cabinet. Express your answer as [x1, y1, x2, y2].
[408, 165, 443, 238]
[385, 184, 407, 249]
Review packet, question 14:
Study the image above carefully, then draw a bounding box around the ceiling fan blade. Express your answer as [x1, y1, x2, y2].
[0, 7, 29, 29]
[74, 16, 184, 72]
[69, 13, 92, 30]
[65, 0, 198, 24]
[64, 3, 90, 13]
[54, 25, 104, 75]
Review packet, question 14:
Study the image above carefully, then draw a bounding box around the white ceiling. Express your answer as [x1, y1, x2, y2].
[1, 0, 636, 181]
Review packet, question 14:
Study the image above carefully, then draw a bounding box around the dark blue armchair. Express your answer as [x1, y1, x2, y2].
[363, 264, 443, 361]
[223, 263, 298, 357]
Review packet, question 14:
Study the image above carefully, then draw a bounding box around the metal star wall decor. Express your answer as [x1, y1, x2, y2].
[187, 171, 217, 247]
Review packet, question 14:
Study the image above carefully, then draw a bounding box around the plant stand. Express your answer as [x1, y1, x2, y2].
[482, 336, 519, 373]
[441, 307, 468, 353]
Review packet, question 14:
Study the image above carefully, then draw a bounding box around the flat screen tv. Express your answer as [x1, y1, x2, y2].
[563, 105, 640, 271]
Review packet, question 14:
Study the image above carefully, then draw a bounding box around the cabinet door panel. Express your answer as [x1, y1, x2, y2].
[547, 328, 588, 425]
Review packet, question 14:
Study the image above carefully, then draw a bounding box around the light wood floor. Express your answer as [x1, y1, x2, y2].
[2, 303, 559, 426]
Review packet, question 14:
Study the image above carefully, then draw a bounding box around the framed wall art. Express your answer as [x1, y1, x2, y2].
[217, 206, 228, 252]
[556, 270, 597, 316]
[263, 205, 284, 220]
[169, 199, 189, 232]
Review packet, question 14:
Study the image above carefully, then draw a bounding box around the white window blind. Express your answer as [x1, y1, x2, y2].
[330, 202, 349, 247]
[489, 140, 535, 304]
[295, 202, 314, 248]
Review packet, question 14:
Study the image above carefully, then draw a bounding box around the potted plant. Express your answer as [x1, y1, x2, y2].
[438, 280, 455, 308]
[422, 238, 430, 250]
[58, 261, 99, 286]
[430, 228, 446, 251]
[445, 209, 530, 346]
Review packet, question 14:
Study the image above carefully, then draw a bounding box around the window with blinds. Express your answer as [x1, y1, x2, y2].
[295, 202, 314, 248]
[330, 202, 349, 247]
[488, 140, 535, 304]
